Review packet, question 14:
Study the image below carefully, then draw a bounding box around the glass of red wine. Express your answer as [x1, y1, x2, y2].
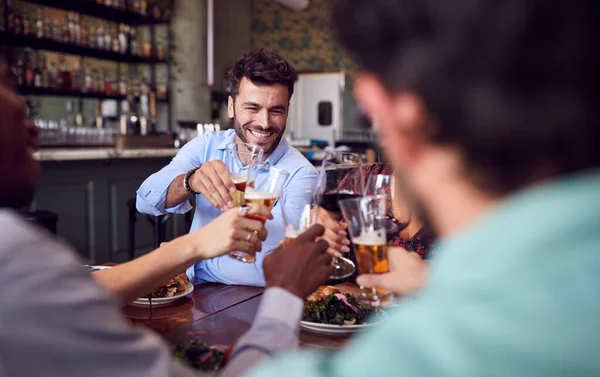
[318, 152, 364, 280]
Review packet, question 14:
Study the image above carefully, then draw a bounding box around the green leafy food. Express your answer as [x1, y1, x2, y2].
[173, 340, 227, 372]
[302, 293, 367, 325]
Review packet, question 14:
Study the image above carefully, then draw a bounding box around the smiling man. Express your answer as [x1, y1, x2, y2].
[137, 49, 318, 286]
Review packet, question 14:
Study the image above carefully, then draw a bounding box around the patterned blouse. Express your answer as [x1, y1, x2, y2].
[338, 163, 436, 260]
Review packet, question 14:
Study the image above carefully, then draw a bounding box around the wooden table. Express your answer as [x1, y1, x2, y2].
[123, 283, 355, 350]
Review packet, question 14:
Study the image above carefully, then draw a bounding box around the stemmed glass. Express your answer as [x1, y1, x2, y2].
[316, 152, 363, 280]
[365, 173, 411, 241]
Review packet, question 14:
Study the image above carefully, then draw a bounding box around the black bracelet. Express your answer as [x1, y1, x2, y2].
[184, 168, 200, 195]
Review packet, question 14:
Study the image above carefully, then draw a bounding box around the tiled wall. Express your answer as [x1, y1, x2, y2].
[251, 0, 358, 76]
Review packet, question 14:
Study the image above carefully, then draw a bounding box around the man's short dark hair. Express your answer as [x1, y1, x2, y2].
[333, 0, 600, 193]
[228, 49, 298, 101]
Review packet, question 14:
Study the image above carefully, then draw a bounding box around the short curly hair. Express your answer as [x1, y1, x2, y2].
[228, 49, 298, 101]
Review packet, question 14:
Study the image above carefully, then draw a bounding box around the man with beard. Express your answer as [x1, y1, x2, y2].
[137, 49, 318, 286]
[224, 1, 600, 376]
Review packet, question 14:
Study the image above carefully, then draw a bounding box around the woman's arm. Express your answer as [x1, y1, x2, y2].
[93, 205, 272, 304]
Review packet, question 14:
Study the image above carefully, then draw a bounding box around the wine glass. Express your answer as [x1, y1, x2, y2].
[365, 173, 411, 241]
[317, 152, 363, 280]
[339, 194, 392, 308]
[280, 187, 319, 245]
[228, 165, 290, 263]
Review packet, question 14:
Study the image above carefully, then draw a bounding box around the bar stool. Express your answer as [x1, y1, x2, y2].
[22, 210, 59, 235]
[126, 198, 170, 261]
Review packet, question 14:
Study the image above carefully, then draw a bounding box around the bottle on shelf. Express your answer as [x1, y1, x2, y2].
[7, 0, 15, 33]
[105, 0, 112, 6]
[118, 24, 129, 54]
[89, 25, 97, 49]
[61, 14, 70, 44]
[133, 0, 141, 14]
[119, 75, 127, 96]
[80, 18, 89, 46]
[97, 24, 105, 50]
[140, 0, 148, 16]
[13, 55, 25, 87]
[67, 12, 75, 44]
[48, 60, 58, 89]
[74, 14, 81, 45]
[104, 25, 112, 52]
[52, 19, 61, 42]
[34, 54, 43, 88]
[13, 5, 24, 35]
[35, 9, 44, 39]
[91, 68, 99, 93]
[23, 10, 32, 36]
[25, 52, 35, 87]
[98, 69, 106, 94]
[72, 61, 83, 92]
[129, 27, 138, 55]
[41, 56, 50, 88]
[112, 27, 120, 53]
[43, 12, 51, 40]
[58, 57, 72, 91]
[105, 73, 114, 95]
[83, 67, 92, 93]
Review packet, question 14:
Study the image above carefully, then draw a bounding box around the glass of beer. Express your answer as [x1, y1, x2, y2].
[228, 165, 290, 263]
[339, 194, 391, 307]
[225, 142, 264, 207]
[281, 187, 319, 246]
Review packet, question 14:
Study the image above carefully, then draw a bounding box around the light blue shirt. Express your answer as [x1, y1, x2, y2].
[136, 129, 318, 286]
[245, 171, 600, 377]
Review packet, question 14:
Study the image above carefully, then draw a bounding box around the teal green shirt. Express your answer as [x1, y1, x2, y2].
[247, 171, 600, 377]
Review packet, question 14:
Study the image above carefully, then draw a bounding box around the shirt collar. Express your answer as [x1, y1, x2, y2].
[216, 130, 289, 166]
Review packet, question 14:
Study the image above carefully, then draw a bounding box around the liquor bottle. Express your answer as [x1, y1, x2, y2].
[98, 69, 106, 94]
[7, 0, 15, 32]
[34, 54, 43, 88]
[25, 54, 35, 87]
[140, 0, 148, 16]
[43, 13, 51, 39]
[97, 25, 105, 50]
[112, 28, 120, 53]
[133, 0, 141, 14]
[89, 25, 97, 48]
[129, 27, 137, 55]
[105, 0, 112, 6]
[13, 56, 25, 87]
[48, 61, 58, 88]
[68, 12, 75, 44]
[104, 26, 112, 51]
[62, 15, 70, 43]
[119, 75, 127, 96]
[41, 56, 49, 88]
[105, 74, 114, 95]
[58, 57, 72, 90]
[23, 11, 32, 36]
[118, 24, 128, 54]
[13, 6, 23, 35]
[74, 14, 81, 45]
[80, 18, 88, 46]
[52, 19, 61, 41]
[83, 68, 92, 93]
[91, 68, 99, 93]
[35, 9, 44, 38]
[72, 61, 83, 92]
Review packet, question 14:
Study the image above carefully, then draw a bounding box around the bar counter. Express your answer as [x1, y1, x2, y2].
[34, 148, 180, 162]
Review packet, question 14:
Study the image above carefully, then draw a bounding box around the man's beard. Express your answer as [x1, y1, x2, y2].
[233, 116, 285, 158]
[393, 170, 438, 240]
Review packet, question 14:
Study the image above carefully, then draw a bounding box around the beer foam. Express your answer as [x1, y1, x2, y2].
[284, 225, 301, 239]
[231, 174, 247, 184]
[353, 230, 386, 246]
[245, 187, 277, 200]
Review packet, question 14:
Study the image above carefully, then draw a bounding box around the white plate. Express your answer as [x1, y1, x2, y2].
[86, 266, 194, 306]
[300, 314, 385, 335]
[130, 281, 194, 306]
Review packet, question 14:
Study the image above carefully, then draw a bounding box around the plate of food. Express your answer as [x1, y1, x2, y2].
[86, 266, 193, 306]
[132, 276, 193, 306]
[301, 286, 386, 335]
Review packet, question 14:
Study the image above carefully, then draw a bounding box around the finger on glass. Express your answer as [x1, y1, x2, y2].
[339, 194, 392, 308]
[228, 165, 290, 263]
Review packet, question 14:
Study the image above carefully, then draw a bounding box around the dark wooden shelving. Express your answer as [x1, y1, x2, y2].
[23, 0, 169, 25]
[0, 32, 166, 64]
